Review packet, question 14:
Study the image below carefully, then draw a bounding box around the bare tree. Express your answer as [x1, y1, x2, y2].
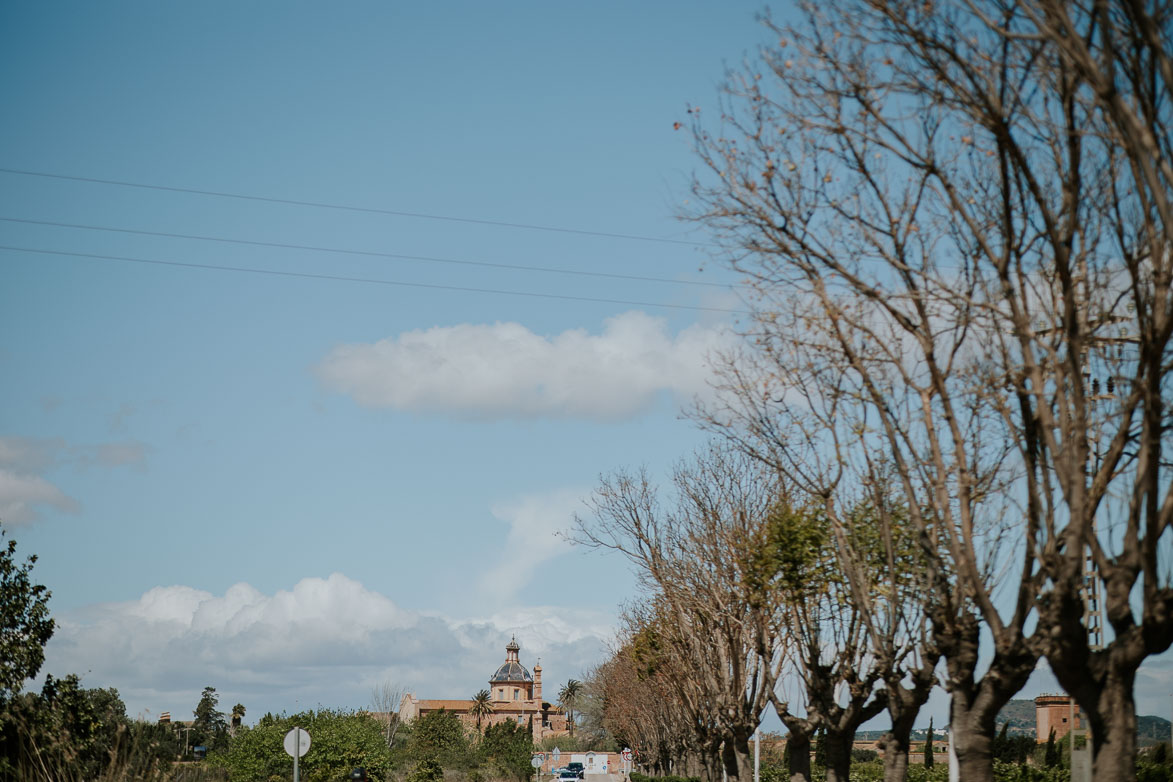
[575, 444, 784, 782]
[588, 637, 708, 777]
[687, 0, 1173, 779]
[369, 679, 405, 748]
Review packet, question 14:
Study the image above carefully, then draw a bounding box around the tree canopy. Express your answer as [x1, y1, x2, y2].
[0, 526, 54, 701]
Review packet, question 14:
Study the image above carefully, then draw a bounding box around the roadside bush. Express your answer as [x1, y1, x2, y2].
[629, 774, 699, 782]
[210, 709, 390, 782]
[408, 757, 445, 782]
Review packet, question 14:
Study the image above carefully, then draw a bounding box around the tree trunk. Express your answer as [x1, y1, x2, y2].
[785, 733, 812, 782]
[878, 738, 908, 782]
[682, 750, 706, 779]
[934, 608, 1036, 782]
[1040, 570, 1157, 782]
[877, 671, 934, 782]
[721, 731, 755, 782]
[876, 713, 914, 782]
[1060, 645, 1140, 782]
[822, 729, 852, 782]
[702, 742, 724, 782]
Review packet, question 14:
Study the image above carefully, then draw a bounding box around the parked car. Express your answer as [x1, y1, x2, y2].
[566, 763, 585, 779]
[556, 770, 579, 782]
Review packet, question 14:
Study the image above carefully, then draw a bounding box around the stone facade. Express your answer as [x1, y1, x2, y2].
[399, 637, 570, 741]
[1035, 694, 1083, 743]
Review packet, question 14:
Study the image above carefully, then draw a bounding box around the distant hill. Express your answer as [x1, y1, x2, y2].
[850, 701, 1169, 744]
[1138, 715, 1172, 747]
[997, 699, 1037, 736]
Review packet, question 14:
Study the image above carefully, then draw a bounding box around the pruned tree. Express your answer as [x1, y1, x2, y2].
[842, 481, 940, 782]
[752, 493, 895, 782]
[587, 643, 701, 776]
[686, 0, 1173, 779]
[574, 444, 785, 782]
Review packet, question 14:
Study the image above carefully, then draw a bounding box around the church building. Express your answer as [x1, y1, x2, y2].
[399, 637, 570, 740]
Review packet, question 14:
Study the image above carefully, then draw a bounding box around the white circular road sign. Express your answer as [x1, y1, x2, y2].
[284, 727, 311, 758]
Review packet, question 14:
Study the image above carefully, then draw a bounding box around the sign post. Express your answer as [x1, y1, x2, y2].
[532, 753, 546, 782]
[622, 747, 633, 778]
[285, 727, 311, 782]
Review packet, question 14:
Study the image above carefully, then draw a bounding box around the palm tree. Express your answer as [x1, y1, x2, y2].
[558, 679, 582, 737]
[469, 689, 493, 734]
[230, 703, 245, 734]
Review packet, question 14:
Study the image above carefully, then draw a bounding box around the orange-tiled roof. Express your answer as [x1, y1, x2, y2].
[417, 700, 475, 711]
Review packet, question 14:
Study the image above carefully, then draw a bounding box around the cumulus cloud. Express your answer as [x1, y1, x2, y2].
[0, 435, 148, 526]
[480, 489, 585, 600]
[41, 574, 615, 722]
[315, 311, 735, 421]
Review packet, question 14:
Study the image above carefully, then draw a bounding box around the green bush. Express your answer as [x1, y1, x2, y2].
[409, 758, 445, 782]
[906, 763, 951, 782]
[404, 710, 473, 768]
[847, 759, 883, 781]
[479, 719, 534, 780]
[210, 709, 391, 782]
[628, 769, 699, 782]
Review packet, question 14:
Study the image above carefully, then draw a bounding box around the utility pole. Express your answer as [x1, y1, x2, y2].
[753, 729, 760, 782]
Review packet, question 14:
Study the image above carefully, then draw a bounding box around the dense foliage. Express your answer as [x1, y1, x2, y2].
[479, 719, 535, 780]
[404, 709, 474, 768]
[0, 673, 182, 779]
[0, 527, 54, 700]
[210, 708, 391, 782]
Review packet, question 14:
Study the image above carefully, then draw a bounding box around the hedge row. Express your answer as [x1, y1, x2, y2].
[629, 774, 700, 782]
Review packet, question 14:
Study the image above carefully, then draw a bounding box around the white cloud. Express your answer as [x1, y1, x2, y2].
[315, 311, 735, 421]
[40, 574, 616, 722]
[480, 489, 585, 600]
[0, 468, 78, 525]
[0, 436, 148, 526]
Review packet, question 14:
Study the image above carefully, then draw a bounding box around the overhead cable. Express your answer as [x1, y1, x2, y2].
[0, 245, 749, 315]
[0, 167, 717, 248]
[0, 216, 733, 289]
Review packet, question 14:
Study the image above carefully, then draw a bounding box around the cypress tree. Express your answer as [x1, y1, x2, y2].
[993, 722, 1009, 761]
[923, 718, 934, 768]
[1044, 729, 1058, 768]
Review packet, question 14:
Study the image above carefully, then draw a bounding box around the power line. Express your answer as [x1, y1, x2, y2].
[0, 167, 718, 248]
[0, 216, 734, 289]
[0, 245, 749, 315]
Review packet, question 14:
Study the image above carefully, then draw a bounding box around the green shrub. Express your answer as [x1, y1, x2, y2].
[409, 758, 445, 782]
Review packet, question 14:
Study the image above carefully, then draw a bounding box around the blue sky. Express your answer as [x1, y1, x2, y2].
[1, 1, 1169, 729]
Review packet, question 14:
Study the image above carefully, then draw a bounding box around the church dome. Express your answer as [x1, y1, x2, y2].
[490, 636, 533, 683]
[490, 660, 533, 682]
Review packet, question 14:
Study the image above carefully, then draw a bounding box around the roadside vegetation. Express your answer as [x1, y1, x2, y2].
[2, 0, 1172, 778]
